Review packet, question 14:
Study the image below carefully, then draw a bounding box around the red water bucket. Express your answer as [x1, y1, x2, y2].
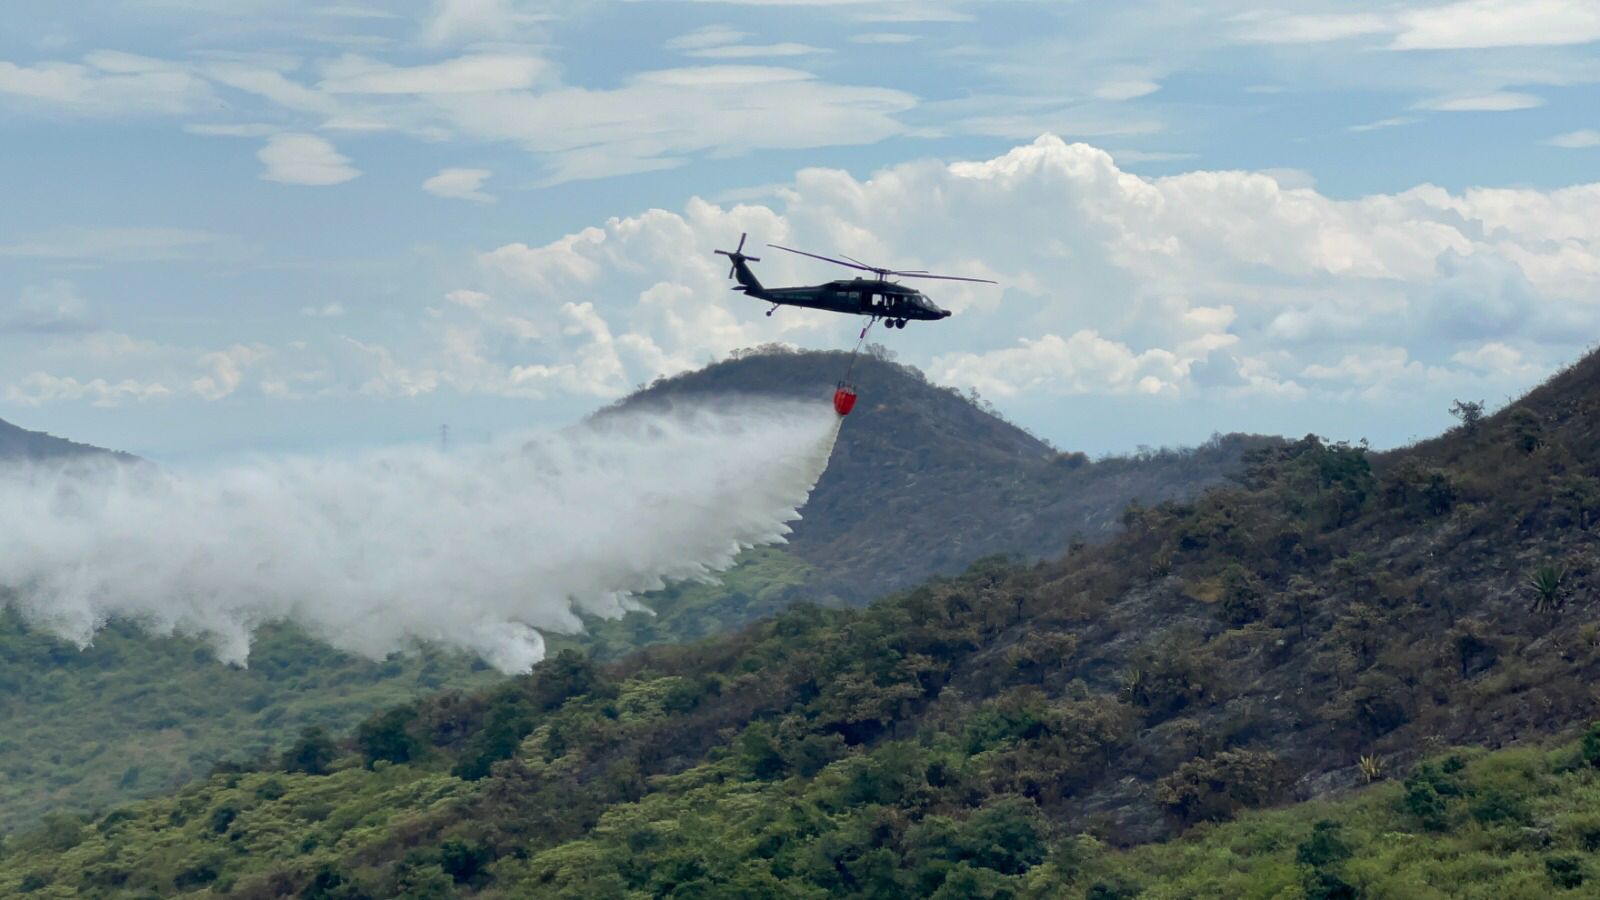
[833, 385, 858, 416]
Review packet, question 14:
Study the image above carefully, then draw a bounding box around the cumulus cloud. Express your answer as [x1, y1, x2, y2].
[0, 401, 842, 672]
[932, 331, 1184, 398]
[423, 167, 495, 203]
[257, 133, 360, 185]
[438, 135, 1598, 422]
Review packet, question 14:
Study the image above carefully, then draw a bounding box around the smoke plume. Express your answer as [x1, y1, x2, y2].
[0, 401, 841, 672]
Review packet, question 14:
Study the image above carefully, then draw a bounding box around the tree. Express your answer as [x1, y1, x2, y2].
[357, 706, 421, 767]
[1449, 399, 1485, 434]
[282, 725, 339, 775]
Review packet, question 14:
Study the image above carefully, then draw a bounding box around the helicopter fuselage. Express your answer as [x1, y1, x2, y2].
[743, 278, 951, 322]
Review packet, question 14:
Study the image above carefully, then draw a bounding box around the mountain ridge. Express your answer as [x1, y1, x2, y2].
[0, 417, 131, 463]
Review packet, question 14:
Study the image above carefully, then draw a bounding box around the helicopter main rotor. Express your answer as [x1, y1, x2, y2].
[767, 243, 996, 285]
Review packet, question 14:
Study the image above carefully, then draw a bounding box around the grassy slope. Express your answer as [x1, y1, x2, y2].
[0, 610, 501, 834]
[0, 549, 810, 835]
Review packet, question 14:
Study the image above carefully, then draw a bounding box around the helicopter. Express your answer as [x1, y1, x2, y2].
[714, 233, 996, 329]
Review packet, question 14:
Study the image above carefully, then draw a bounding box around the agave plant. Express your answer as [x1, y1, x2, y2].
[1527, 563, 1568, 615]
[1358, 754, 1384, 783]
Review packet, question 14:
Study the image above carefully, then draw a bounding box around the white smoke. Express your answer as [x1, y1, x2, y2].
[0, 401, 842, 672]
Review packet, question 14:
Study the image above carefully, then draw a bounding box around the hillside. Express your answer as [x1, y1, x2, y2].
[610, 345, 1274, 603]
[0, 417, 130, 462]
[9, 348, 1600, 896]
[0, 349, 1264, 833]
[0, 612, 502, 833]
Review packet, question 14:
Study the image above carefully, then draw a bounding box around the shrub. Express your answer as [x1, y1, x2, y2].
[1546, 855, 1584, 889]
[1157, 750, 1286, 824]
[1582, 721, 1600, 769]
[1296, 820, 1352, 868]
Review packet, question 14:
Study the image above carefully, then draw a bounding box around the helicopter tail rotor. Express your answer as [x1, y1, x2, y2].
[714, 232, 762, 280]
[714, 233, 764, 292]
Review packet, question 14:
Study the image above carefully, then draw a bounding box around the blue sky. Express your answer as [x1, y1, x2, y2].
[1, 0, 1598, 460]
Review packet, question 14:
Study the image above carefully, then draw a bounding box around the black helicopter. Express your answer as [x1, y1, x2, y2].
[715, 234, 995, 329]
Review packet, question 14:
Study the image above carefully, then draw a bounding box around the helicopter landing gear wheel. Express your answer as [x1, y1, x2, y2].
[894, 318, 907, 329]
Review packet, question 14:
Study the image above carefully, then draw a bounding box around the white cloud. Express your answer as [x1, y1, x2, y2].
[1550, 129, 1600, 148]
[932, 331, 1185, 398]
[0, 52, 215, 116]
[1452, 341, 1540, 377]
[5, 373, 174, 407]
[2, 282, 93, 334]
[1418, 91, 1544, 112]
[1392, 0, 1600, 49]
[431, 66, 915, 182]
[0, 227, 219, 262]
[1349, 116, 1418, 132]
[849, 33, 920, 44]
[423, 167, 496, 203]
[666, 25, 748, 50]
[1233, 0, 1600, 50]
[184, 122, 280, 137]
[257, 133, 360, 185]
[1301, 346, 1433, 384]
[687, 43, 829, 59]
[301, 303, 347, 318]
[1093, 79, 1160, 101]
[1234, 12, 1390, 44]
[192, 344, 269, 400]
[319, 54, 547, 94]
[445, 289, 490, 309]
[423, 0, 546, 46]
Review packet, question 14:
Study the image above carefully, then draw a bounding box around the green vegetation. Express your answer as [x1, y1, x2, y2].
[0, 610, 501, 834]
[0, 549, 809, 834]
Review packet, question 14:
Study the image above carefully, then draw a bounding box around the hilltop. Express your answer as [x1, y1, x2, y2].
[0, 417, 131, 463]
[9, 346, 1600, 896]
[610, 345, 1274, 602]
